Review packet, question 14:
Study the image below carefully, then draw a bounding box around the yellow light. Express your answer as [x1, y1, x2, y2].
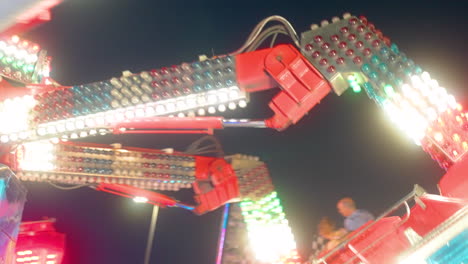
[11, 35, 20, 43]
[434, 132, 444, 142]
[453, 134, 460, 142]
[463, 142, 468, 150]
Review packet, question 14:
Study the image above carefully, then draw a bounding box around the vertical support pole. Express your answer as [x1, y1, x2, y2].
[215, 204, 230, 264]
[144, 205, 159, 264]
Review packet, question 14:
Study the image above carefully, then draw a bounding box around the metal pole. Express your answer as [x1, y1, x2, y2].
[215, 204, 231, 264]
[144, 205, 159, 264]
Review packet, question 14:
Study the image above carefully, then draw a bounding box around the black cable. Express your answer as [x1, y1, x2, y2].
[185, 135, 224, 157]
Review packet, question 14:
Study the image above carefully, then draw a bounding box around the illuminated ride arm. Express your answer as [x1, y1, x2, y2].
[0, 141, 277, 215]
[1, 13, 467, 171]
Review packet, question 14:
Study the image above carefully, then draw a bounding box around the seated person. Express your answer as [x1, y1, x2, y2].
[309, 217, 348, 261]
[337, 197, 374, 232]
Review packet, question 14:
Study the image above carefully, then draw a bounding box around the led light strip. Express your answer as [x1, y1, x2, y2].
[0, 86, 248, 144]
[302, 14, 468, 167]
[0, 35, 48, 83]
[239, 192, 298, 263]
[14, 142, 196, 190]
[226, 154, 275, 200]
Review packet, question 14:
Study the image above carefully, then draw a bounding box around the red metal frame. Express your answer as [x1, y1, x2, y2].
[0, 0, 62, 36]
[113, 116, 225, 135]
[96, 183, 179, 208]
[236, 45, 332, 130]
[439, 154, 468, 200]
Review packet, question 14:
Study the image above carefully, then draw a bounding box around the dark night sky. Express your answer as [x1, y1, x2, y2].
[18, 0, 468, 263]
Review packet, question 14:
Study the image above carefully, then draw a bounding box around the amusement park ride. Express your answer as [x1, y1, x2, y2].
[0, 1, 466, 263]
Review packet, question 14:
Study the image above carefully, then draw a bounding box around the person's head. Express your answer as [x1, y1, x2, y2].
[337, 197, 356, 217]
[317, 217, 336, 239]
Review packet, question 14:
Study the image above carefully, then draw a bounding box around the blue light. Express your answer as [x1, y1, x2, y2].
[426, 229, 468, 264]
[391, 43, 400, 54]
[0, 179, 6, 200]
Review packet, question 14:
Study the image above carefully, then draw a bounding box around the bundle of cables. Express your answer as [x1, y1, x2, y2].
[230, 15, 300, 55]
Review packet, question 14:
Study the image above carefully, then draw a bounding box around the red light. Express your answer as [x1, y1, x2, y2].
[319, 58, 328, 66]
[328, 50, 337, 57]
[363, 48, 371, 56]
[372, 39, 381, 47]
[355, 41, 364, 49]
[314, 35, 323, 43]
[348, 34, 356, 41]
[338, 42, 347, 49]
[15, 220, 65, 264]
[312, 51, 321, 59]
[327, 66, 336, 73]
[321, 42, 330, 50]
[353, 56, 362, 64]
[329, 35, 339, 43]
[346, 49, 354, 56]
[349, 18, 358, 26]
[340, 27, 349, 34]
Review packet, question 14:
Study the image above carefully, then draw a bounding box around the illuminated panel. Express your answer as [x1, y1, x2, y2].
[14, 142, 196, 191]
[426, 229, 468, 264]
[0, 56, 248, 144]
[15, 219, 65, 264]
[239, 192, 298, 263]
[225, 154, 274, 201]
[0, 35, 48, 83]
[302, 14, 468, 168]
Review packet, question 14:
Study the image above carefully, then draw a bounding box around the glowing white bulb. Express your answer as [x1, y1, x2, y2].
[145, 106, 155, 116]
[207, 94, 218, 104]
[218, 104, 226, 112]
[135, 108, 145, 117]
[156, 105, 166, 114]
[37, 127, 47, 136]
[125, 110, 135, 119]
[65, 122, 75, 131]
[166, 102, 176, 112]
[75, 119, 85, 129]
[228, 102, 236, 110]
[197, 109, 206, 116]
[208, 106, 216, 114]
[96, 115, 106, 125]
[218, 92, 229, 102]
[238, 100, 247, 108]
[176, 100, 186, 110]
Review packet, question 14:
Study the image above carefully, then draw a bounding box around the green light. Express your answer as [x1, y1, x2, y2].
[24, 64, 34, 73]
[347, 75, 362, 93]
[371, 55, 380, 65]
[384, 84, 395, 97]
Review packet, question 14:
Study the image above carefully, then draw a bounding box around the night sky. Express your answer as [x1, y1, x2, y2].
[18, 0, 468, 263]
